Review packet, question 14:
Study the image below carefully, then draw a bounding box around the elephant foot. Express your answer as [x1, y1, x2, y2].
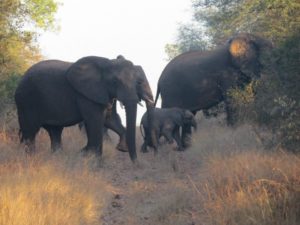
[24, 146, 36, 155]
[175, 146, 185, 151]
[80, 146, 102, 157]
[116, 136, 128, 152]
[141, 148, 149, 153]
[51, 145, 62, 153]
[168, 140, 174, 145]
[24, 140, 36, 155]
[140, 143, 149, 153]
[182, 140, 191, 149]
[80, 147, 90, 156]
[116, 143, 128, 152]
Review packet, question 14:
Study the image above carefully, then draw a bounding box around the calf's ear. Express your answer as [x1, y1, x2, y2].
[173, 110, 185, 126]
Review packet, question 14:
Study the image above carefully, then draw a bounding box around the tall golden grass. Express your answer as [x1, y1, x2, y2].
[192, 149, 300, 225]
[0, 115, 299, 225]
[0, 127, 118, 225]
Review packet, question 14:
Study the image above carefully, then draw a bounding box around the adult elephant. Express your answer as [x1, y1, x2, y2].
[15, 56, 154, 162]
[155, 33, 271, 147]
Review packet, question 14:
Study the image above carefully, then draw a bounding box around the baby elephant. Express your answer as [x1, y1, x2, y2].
[140, 108, 197, 152]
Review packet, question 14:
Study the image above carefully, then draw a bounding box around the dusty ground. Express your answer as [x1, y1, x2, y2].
[1, 114, 299, 225]
[76, 116, 263, 225]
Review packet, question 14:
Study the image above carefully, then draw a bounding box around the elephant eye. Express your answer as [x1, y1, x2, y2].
[137, 79, 143, 86]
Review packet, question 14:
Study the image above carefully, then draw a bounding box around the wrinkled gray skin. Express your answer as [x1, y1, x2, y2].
[140, 108, 197, 152]
[78, 100, 128, 152]
[15, 55, 154, 162]
[155, 33, 271, 147]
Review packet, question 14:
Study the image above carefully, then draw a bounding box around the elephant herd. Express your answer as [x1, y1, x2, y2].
[14, 33, 271, 162]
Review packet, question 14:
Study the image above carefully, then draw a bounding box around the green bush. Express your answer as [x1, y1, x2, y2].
[231, 33, 300, 152]
[0, 74, 21, 112]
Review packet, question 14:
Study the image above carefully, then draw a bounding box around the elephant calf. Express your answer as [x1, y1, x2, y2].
[140, 108, 197, 152]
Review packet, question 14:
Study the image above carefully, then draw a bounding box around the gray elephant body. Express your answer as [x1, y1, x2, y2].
[140, 108, 196, 152]
[15, 56, 154, 161]
[155, 33, 271, 147]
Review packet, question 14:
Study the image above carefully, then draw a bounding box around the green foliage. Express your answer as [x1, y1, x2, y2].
[253, 33, 300, 151]
[192, 0, 300, 44]
[0, 0, 59, 76]
[229, 32, 299, 151]
[0, 0, 59, 113]
[0, 74, 21, 107]
[168, 0, 300, 151]
[25, 0, 59, 29]
[165, 23, 209, 60]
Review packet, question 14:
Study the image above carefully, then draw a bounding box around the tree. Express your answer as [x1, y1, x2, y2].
[0, 0, 59, 111]
[192, 0, 300, 44]
[0, 0, 59, 78]
[165, 22, 209, 60]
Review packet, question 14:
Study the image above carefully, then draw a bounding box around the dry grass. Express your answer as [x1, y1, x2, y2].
[0, 115, 299, 225]
[0, 127, 117, 225]
[184, 118, 300, 225]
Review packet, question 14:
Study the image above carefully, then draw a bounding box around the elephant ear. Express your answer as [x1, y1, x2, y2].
[229, 34, 257, 64]
[173, 109, 185, 126]
[228, 33, 269, 78]
[66, 56, 111, 105]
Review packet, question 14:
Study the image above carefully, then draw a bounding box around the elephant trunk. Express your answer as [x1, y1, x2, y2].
[145, 100, 158, 150]
[125, 101, 137, 162]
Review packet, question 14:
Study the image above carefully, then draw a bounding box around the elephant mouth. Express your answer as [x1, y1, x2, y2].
[119, 97, 154, 109]
[118, 100, 139, 109]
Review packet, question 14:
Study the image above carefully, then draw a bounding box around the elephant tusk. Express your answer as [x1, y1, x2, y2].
[147, 99, 154, 104]
[119, 101, 124, 109]
[138, 102, 144, 107]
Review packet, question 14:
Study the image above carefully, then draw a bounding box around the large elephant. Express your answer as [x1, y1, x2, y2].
[155, 33, 271, 147]
[140, 108, 197, 152]
[15, 55, 154, 162]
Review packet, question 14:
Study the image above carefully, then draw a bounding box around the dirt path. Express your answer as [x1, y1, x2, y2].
[95, 121, 264, 225]
[99, 145, 201, 225]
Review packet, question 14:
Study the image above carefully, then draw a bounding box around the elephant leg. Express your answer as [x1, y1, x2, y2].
[173, 126, 183, 151]
[161, 128, 174, 144]
[103, 127, 111, 141]
[104, 114, 127, 152]
[224, 98, 236, 126]
[43, 125, 63, 152]
[151, 130, 159, 153]
[78, 97, 106, 157]
[181, 124, 192, 148]
[140, 141, 148, 153]
[18, 112, 40, 154]
[181, 110, 197, 148]
[22, 133, 38, 154]
[141, 127, 152, 153]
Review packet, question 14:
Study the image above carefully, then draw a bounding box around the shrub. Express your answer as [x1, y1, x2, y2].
[231, 32, 300, 152]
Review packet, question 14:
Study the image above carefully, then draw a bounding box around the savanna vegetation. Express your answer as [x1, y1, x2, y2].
[166, 0, 300, 151]
[0, 0, 58, 114]
[0, 0, 299, 225]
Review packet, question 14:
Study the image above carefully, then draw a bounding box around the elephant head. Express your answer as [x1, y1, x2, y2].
[182, 110, 197, 130]
[228, 33, 273, 80]
[179, 109, 197, 130]
[66, 56, 154, 161]
[173, 109, 197, 130]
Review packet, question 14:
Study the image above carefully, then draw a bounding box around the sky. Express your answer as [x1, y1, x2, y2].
[39, 0, 193, 124]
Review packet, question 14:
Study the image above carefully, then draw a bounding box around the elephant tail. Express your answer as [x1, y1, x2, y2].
[19, 129, 24, 143]
[154, 85, 160, 107]
[140, 121, 145, 139]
